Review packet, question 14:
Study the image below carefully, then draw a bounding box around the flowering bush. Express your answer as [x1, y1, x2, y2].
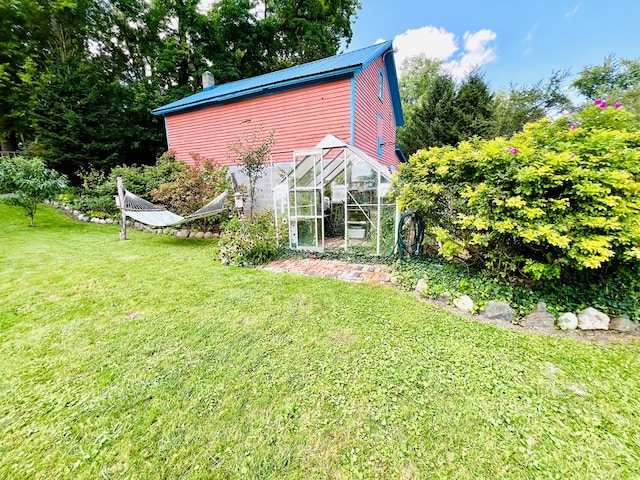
[218, 210, 279, 266]
[151, 153, 231, 217]
[394, 102, 640, 282]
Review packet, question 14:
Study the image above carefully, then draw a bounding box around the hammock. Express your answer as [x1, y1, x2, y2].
[118, 189, 228, 227]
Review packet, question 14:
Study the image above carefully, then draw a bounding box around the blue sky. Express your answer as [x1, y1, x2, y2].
[347, 1, 640, 91]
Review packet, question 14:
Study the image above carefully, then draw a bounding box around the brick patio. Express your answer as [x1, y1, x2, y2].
[263, 258, 394, 284]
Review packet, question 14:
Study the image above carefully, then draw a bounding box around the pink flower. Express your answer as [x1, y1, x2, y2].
[570, 153, 576, 158]
[310, 254, 317, 259]
[594, 99, 603, 106]
[509, 147, 518, 155]
[600, 101, 607, 109]
[570, 124, 577, 130]
[615, 103, 622, 109]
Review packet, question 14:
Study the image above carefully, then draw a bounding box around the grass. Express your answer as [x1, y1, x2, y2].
[1, 204, 640, 479]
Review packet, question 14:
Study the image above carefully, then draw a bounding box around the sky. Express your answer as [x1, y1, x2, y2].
[346, 1, 640, 91]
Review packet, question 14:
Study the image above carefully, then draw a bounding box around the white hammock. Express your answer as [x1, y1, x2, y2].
[118, 189, 228, 227]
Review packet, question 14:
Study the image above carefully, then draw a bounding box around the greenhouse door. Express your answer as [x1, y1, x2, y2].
[289, 150, 324, 253]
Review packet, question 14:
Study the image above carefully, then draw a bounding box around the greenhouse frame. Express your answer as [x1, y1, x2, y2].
[274, 135, 398, 256]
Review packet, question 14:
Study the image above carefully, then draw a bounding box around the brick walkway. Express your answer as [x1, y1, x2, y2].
[263, 258, 394, 284]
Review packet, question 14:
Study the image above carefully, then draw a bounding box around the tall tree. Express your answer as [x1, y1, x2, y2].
[572, 55, 640, 115]
[454, 70, 495, 140]
[493, 71, 572, 138]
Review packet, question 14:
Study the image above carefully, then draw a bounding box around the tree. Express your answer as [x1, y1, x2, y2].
[397, 59, 496, 155]
[493, 71, 572, 138]
[572, 55, 640, 116]
[398, 72, 458, 155]
[229, 128, 275, 220]
[0, 156, 67, 226]
[454, 70, 495, 140]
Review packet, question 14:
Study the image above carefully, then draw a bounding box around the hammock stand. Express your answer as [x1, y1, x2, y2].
[115, 177, 228, 240]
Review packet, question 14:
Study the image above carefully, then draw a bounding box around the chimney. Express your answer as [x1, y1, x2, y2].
[202, 71, 215, 90]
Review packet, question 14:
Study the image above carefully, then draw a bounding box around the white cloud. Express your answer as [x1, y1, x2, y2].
[393, 26, 459, 66]
[393, 26, 497, 81]
[523, 24, 538, 43]
[564, 4, 580, 18]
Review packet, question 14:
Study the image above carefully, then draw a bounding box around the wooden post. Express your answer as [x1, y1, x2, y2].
[117, 177, 127, 241]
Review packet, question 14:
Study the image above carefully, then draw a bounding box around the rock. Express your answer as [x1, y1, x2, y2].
[414, 279, 428, 295]
[609, 316, 637, 332]
[90, 217, 100, 223]
[175, 229, 190, 238]
[577, 307, 610, 330]
[99, 219, 107, 224]
[533, 301, 547, 313]
[557, 312, 578, 330]
[194, 231, 205, 239]
[453, 295, 474, 312]
[435, 291, 452, 304]
[203, 232, 214, 239]
[521, 302, 555, 329]
[481, 301, 515, 323]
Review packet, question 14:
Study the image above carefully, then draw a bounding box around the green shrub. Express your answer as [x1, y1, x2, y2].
[0, 156, 67, 226]
[218, 211, 279, 266]
[395, 102, 640, 282]
[392, 258, 640, 320]
[72, 152, 183, 217]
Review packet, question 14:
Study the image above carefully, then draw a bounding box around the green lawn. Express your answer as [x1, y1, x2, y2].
[1, 204, 639, 479]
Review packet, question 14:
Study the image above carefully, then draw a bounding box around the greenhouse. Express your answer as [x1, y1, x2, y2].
[274, 134, 398, 256]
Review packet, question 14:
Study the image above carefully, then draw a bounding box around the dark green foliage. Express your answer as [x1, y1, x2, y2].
[397, 64, 496, 156]
[72, 154, 183, 217]
[455, 71, 495, 140]
[1, 0, 359, 178]
[0, 156, 67, 226]
[392, 258, 640, 320]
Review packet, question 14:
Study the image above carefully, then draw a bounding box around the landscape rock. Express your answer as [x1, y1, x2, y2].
[194, 231, 205, 239]
[609, 316, 637, 332]
[520, 302, 555, 329]
[203, 232, 214, 239]
[557, 312, 578, 330]
[435, 291, 452, 304]
[481, 301, 515, 323]
[577, 307, 610, 330]
[175, 229, 190, 238]
[453, 295, 474, 312]
[414, 279, 428, 295]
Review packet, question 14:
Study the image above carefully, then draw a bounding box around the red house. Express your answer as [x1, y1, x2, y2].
[152, 41, 405, 254]
[152, 40, 404, 170]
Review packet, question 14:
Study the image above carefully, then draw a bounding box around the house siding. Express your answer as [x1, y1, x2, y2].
[165, 79, 352, 166]
[354, 58, 397, 168]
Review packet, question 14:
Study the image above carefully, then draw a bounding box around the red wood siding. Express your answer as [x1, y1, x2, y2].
[166, 79, 352, 166]
[354, 58, 398, 168]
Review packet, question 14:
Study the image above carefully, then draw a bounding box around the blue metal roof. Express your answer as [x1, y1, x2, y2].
[152, 40, 404, 125]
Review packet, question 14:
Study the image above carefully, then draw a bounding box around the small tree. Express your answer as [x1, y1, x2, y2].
[0, 156, 67, 226]
[229, 128, 275, 219]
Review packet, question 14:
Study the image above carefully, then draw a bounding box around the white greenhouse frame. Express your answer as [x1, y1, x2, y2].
[274, 134, 399, 256]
